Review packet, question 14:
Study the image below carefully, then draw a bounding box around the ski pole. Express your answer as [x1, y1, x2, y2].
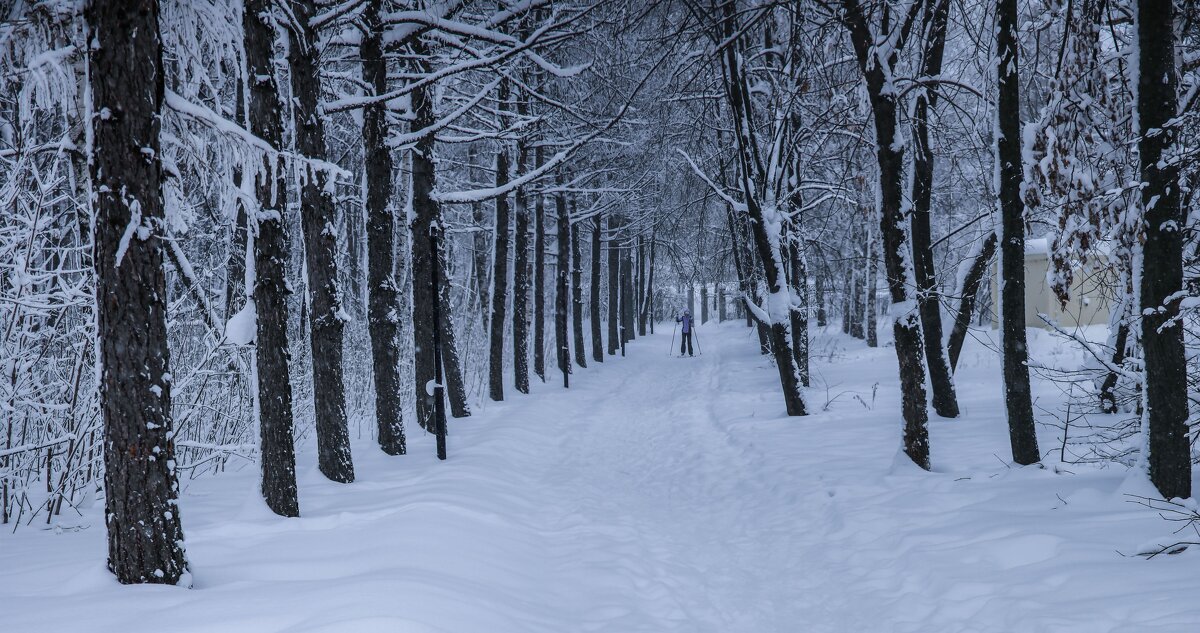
[693, 325, 702, 356]
[670, 322, 677, 356]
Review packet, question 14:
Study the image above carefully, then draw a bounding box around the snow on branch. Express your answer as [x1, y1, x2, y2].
[676, 148, 745, 212]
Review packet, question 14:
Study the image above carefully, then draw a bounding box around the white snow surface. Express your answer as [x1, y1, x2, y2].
[3, 323, 1199, 632]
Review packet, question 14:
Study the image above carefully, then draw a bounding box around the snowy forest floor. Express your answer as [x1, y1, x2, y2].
[3, 322, 1199, 632]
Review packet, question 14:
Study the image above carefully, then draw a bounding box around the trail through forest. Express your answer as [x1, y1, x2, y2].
[2, 323, 1198, 632]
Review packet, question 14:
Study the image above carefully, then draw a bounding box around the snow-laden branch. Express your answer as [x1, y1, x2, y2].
[676, 148, 745, 212]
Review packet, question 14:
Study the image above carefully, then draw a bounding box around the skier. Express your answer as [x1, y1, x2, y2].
[676, 309, 694, 356]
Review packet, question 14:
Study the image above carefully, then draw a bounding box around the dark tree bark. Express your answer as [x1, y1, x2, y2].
[591, 213, 605, 363]
[361, 0, 405, 454]
[534, 146, 547, 381]
[637, 236, 648, 335]
[409, 42, 439, 430]
[489, 87, 512, 401]
[788, 236, 810, 387]
[430, 231, 448, 461]
[88, 0, 189, 584]
[571, 198, 587, 369]
[948, 233, 996, 373]
[513, 141, 532, 393]
[996, 0, 1040, 465]
[243, 0, 300, 516]
[1099, 316, 1129, 414]
[607, 216, 620, 355]
[815, 268, 827, 327]
[840, 0, 930, 468]
[555, 178, 571, 387]
[437, 248, 470, 417]
[700, 282, 709, 324]
[717, 283, 726, 322]
[1137, 0, 1190, 498]
[865, 228, 878, 348]
[908, 0, 958, 418]
[288, 0, 354, 483]
[621, 238, 635, 346]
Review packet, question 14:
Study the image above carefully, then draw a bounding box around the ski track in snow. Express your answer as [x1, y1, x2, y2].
[2, 323, 1199, 632]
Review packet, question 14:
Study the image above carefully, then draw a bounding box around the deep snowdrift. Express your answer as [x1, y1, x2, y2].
[2, 322, 1197, 632]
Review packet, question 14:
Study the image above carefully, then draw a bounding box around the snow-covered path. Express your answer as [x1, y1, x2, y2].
[3, 323, 1199, 632]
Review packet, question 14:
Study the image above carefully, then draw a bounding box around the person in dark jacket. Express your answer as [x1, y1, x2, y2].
[676, 309, 694, 356]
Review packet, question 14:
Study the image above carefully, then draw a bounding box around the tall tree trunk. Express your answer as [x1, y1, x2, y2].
[909, 0, 958, 417]
[700, 282, 709, 324]
[607, 216, 620, 355]
[488, 139, 511, 401]
[1137, 0, 1190, 498]
[288, 0, 354, 483]
[815, 268, 827, 327]
[534, 146, 547, 381]
[719, 3, 806, 415]
[789, 237, 810, 387]
[470, 143, 491, 334]
[513, 140, 532, 393]
[571, 198, 587, 369]
[88, 0, 190, 583]
[948, 233, 996, 373]
[717, 283, 726, 322]
[555, 178, 571, 387]
[591, 212, 604, 363]
[409, 42, 439, 431]
[361, 0, 406, 453]
[865, 225, 878, 348]
[437, 248, 470, 417]
[841, 0, 931, 468]
[637, 235, 648, 335]
[244, 0, 300, 516]
[996, 0, 1040, 465]
[622, 238, 635, 345]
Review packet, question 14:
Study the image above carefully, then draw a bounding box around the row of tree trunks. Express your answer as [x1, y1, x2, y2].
[88, 0, 190, 583]
[361, 0, 406, 453]
[288, 0, 354, 483]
